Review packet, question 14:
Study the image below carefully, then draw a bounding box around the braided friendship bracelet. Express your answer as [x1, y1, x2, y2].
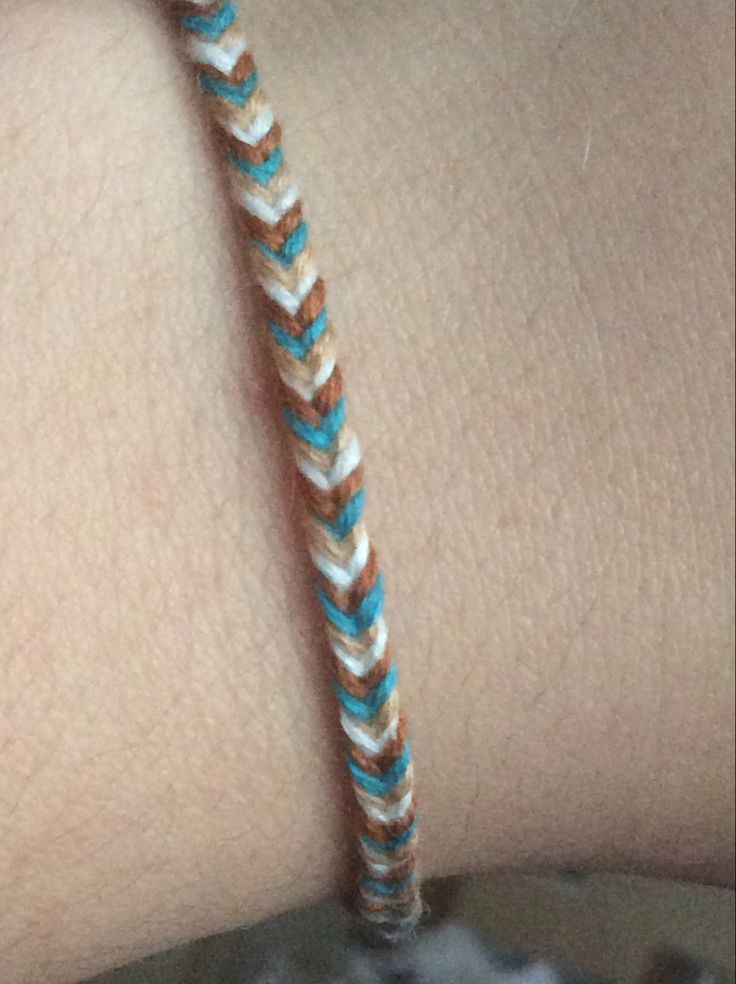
[173, 1, 423, 943]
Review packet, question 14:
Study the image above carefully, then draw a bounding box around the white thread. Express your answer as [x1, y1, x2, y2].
[279, 354, 335, 401]
[311, 529, 369, 590]
[265, 268, 318, 315]
[241, 180, 299, 225]
[228, 107, 276, 148]
[188, 36, 247, 74]
[365, 856, 406, 876]
[362, 788, 413, 824]
[342, 710, 398, 755]
[360, 909, 417, 929]
[332, 617, 388, 677]
[298, 434, 361, 490]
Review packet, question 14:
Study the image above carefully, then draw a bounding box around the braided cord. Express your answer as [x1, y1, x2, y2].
[174, 1, 422, 942]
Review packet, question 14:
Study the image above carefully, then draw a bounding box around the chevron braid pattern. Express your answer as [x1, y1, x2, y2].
[174, 0, 422, 943]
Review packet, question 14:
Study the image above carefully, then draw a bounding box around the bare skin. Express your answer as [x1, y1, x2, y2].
[0, 1, 733, 981]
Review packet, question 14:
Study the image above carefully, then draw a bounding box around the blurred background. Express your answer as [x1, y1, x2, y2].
[84, 873, 734, 983]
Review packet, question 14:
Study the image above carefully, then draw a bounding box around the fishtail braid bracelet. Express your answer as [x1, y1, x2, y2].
[173, 0, 423, 944]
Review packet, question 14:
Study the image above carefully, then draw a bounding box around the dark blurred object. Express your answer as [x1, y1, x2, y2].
[641, 950, 725, 984]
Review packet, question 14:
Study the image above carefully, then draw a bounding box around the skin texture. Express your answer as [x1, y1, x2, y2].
[0, 0, 733, 981]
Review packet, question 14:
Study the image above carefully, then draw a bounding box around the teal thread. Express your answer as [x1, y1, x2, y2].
[284, 397, 346, 451]
[361, 873, 416, 896]
[347, 744, 411, 796]
[360, 819, 419, 854]
[320, 488, 365, 540]
[255, 221, 309, 268]
[334, 663, 397, 721]
[269, 308, 328, 358]
[318, 574, 384, 637]
[229, 146, 283, 186]
[182, 1, 236, 40]
[199, 70, 259, 106]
